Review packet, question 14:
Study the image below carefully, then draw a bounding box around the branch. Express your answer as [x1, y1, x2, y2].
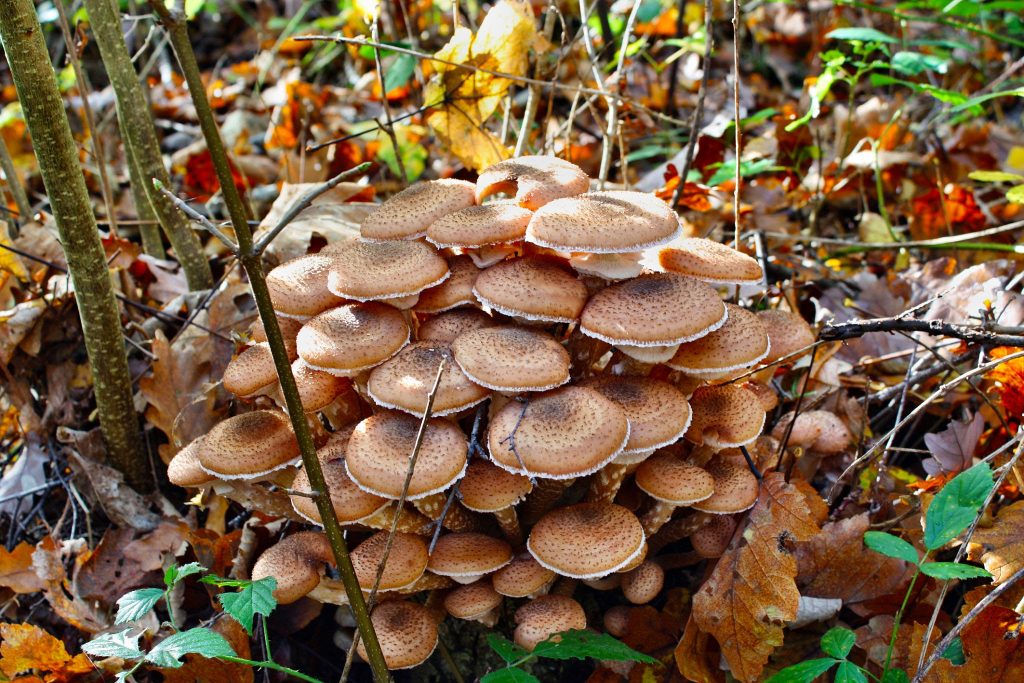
[819, 316, 1024, 348]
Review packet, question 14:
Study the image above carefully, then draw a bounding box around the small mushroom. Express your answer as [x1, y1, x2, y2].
[620, 560, 665, 604]
[603, 605, 632, 637]
[513, 595, 587, 651]
[251, 531, 334, 604]
[476, 156, 589, 210]
[416, 308, 496, 344]
[690, 514, 738, 558]
[367, 341, 489, 417]
[414, 256, 480, 314]
[459, 459, 532, 543]
[296, 302, 409, 377]
[526, 191, 680, 252]
[451, 326, 571, 393]
[527, 502, 646, 579]
[360, 178, 476, 241]
[327, 240, 449, 303]
[428, 531, 513, 584]
[658, 237, 764, 285]
[491, 553, 556, 598]
[687, 384, 766, 450]
[444, 580, 504, 627]
[472, 257, 589, 324]
[266, 253, 344, 319]
[355, 600, 439, 669]
[196, 410, 300, 480]
[667, 304, 770, 378]
[691, 459, 759, 515]
[426, 200, 533, 248]
[758, 309, 815, 364]
[634, 453, 715, 535]
[350, 531, 429, 591]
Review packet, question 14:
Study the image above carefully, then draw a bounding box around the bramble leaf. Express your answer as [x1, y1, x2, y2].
[146, 628, 236, 669]
[919, 562, 991, 580]
[82, 629, 145, 661]
[530, 630, 657, 663]
[115, 588, 165, 625]
[218, 577, 277, 635]
[821, 627, 857, 659]
[764, 658, 836, 683]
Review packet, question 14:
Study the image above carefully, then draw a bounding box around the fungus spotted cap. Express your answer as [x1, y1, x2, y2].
[360, 178, 476, 241]
[444, 580, 504, 620]
[289, 358, 350, 412]
[251, 531, 333, 604]
[350, 531, 429, 591]
[327, 240, 449, 301]
[296, 302, 409, 376]
[459, 459, 533, 512]
[772, 410, 851, 454]
[513, 595, 587, 651]
[476, 156, 590, 210]
[634, 453, 714, 505]
[356, 601, 439, 670]
[249, 316, 302, 358]
[414, 256, 480, 313]
[579, 375, 691, 454]
[197, 410, 300, 479]
[167, 437, 217, 487]
[367, 341, 489, 417]
[758, 309, 815, 364]
[687, 384, 767, 449]
[658, 238, 763, 284]
[416, 308, 496, 344]
[691, 514, 737, 558]
[621, 561, 665, 605]
[487, 387, 629, 479]
[491, 553, 556, 598]
[580, 273, 727, 346]
[527, 502, 646, 579]
[289, 457, 387, 525]
[267, 254, 344, 319]
[603, 605, 631, 637]
[743, 381, 779, 411]
[473, 257, 588, 323]
[526, 191, 681, 253]
[428, 532, 513, 579]
[426, 201, 533, 248]
[452, 326, 570, 392]
[667, 304, 771, 376]
[691, 459, 759, 514]
[223, 342, 278, 397]
[344, 411, 468, 500]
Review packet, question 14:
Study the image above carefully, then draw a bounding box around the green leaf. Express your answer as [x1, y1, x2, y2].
[481, 668, 540, 683]
[882, 669, 911, 683]
[218, 577, 278, 635]
[706, 158, 780, 187]
[835, 661, 869, 683]
[164, 562, 205, 587]
[968, 170, 1024, 183]
[530, 630, 657, 663]
[486, 634, 529, 664]
[869, 74, 971, 107]
[384, 54, 417, 93]
[919, 562, 992, 580]
[83, 630, 145, 661]
[821, 627, 857, 659]
[864, 531, 919, 564]
[941, 637, 965, 665]
[764, 658, 837, 683]
[950, 88, 1024, 113]
[891, 51, 948, 76]
[115, 588, 165, 625]
[924, 462, 994, 550]
[826, 27, 898, 44]
[146, 628, 236, 669]
[1007, 185, 1024, 204]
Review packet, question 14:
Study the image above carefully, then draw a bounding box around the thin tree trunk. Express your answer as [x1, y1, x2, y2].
[123, 131, 166, 257]
[83, 0, 212, 289]
[0, 0, 148, 490]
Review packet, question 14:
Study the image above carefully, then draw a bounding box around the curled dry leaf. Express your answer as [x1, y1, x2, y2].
[0, 542, 47, 594]
[0, 622, 93, 682]
[31, 537, 107, 633]
[967, 500, 1024, 584]
[923, 412, 983, 476]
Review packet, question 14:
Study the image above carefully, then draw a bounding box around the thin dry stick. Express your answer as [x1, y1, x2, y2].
[752, 218, 1024, 248]
[730, 0, 740, 248]
[370, 21, 408, 183]
[670, 0, 712, 209]
[598, 0, 642, 186]
[513, 5, 556, 157]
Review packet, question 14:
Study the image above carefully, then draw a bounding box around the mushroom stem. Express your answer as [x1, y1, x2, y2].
[550, 577, 578, 597]
[360, 503, 433, 535]
[413, 493, 479, 531]
[640, 501, 678, 536]
[521, 478, 571, 525]
[492, 506, 523, 545]
[586, 463, 629, 503]
[648, 512, 711, 553]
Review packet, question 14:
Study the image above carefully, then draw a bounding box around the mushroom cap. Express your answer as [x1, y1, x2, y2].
[416, 308, 496, 343]
[527, 502, 646, 579]
[360, 178, 476, 241]
[267, 253, 345, 319]
[252, 531, 333, 604]
[743, 381, 779, 412]
[451, 326, 570, 393]
[687, 384, 767, 449]
[414, 256, 480, 313]
[691, 459, 760, 514]
[350, 531, 429, 591]
[476, 156, 590, 210]
[327, 240, 449, 301]
[428, 532, 513, 578]
[426, 201, 534, 248]
[367, 342, 490, 417]
[473, 257, 588, 323]
[667, 304, 771, 375]
[197, 410, 300, 479]
[491, 553, 556, 597]
[459, 459, 533, 512]
[290, 457, 387, 525]
[603, 605, 632, 637]
[291, 358, 350, 412]
[658, 238, 764, 284]
[296, 302, 409, 376]
[635, 454, 714, 505]
[345, 411, 468, 500]
[579, 375, 692, 453]
[772, 410, 851, 454]
[488, 387, 629, 479]
[167, 437, 217, 487]
[621, 561, 665, 605]
[249, 317, 302, 357]
[758, 310, 815, 364]
[513, 595, 587, 651]
[444, 580, 504, 620]
[580, 273, 727, 346]
[223, 342, 278, 397]
[356, 601, 439, 670]
[691, 514, 737, 558]
[527, 191, 681, 253]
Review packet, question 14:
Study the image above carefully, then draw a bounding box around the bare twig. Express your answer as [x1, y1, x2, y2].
[730, 0, 741, 248]
[670, 0, 712, 210]
[820, 316, 1024, 348]
[514, 5, 556, 157]
[153, 180, 238, 250]
[499, 397, 536, 484]
[370, 21, 407, 183]
[0, 135, 31, 228]
[598, 0, 642, 186]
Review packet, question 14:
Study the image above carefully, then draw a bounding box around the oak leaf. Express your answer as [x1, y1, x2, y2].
[0, 623, 93, 682]
[967, 499, 1024, 584]
[0, 541, 46, 594]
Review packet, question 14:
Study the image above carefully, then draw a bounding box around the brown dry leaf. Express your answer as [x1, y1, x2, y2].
[32, 537, 107, 634]
[0, 541, 47, 594]
[159, 616, 254, 683]
[928, 604, 1024, 681]
[857, 617, 936, 677]
[675, 614, 723, 683]
[123, 521, 189, 573]
[65, 448, 161, 531]
[0, 623, 94, 682]
[967, 499, 1024, 584]
[255, 183, 369, 261]
[74, 528, 157, 609]
[690, 473, 820, 683]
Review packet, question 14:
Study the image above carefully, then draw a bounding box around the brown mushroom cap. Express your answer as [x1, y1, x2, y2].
[428, 532, 513, 579]
[488, 387, 629, 479]
[290, 358, 350, 412]
[167, 437, 217, 487]
[416, 308, 496, 343]
[197, 410, 300, 479]
[513, 595, 588, 651]
[579, 375, 692, 454]
[772, 410, 851, 455]
[621, 561, 665, 605]
[426, 201, 534, 248]
[635, 454, 714, 505]
[491, 553, 556, 597]
[356, 600, 439, 670]
[367, 342, 490, 417]
[267, 253, 345, 319]
[526, 191, 681, 252]
[252, 531, 334, 604]
[290, 456, 387, 525]
[527, 502, 646, 579]
[459, 459, 533, 512]
[658, 238, 764, 284]
[667, 304, 771, 375]
[296, 302, 409, 376]
[476, 156, 590, 210]
[414, 256, 480, 313]
[452, 326, 570, 393]
[603, 605, 632, 637]
[691, 514, 738, 558]
[473, 257, 588, 323]
[350, 531, 429, 591]
[360, 178, 476, 241]
[223, 342, 278, 397]
[691, 460, 759, 514]
[444, 580, 504, 620]
[743, 381, 779, 412]
[327, 240, 449, 301]
[758, 310, 815, 364]
[580, 273, 727, 346]
[687, 384, 766, 449]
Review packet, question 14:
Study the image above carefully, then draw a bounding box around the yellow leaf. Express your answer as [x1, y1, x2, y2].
[0, 623, 93, 680]
[0, 237, 28, 281]
[1007, 145, 1024, 173]
[0, 542, 46, 594]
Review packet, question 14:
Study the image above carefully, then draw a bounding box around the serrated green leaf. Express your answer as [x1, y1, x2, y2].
[146, 628, 236, 669]
[924, 463, 994, 550]
[384, 54, 417, 93]
[218, 577, 278, 635]
[481, 668, 540, 683]
[486, 633, 529, 664]
[835, 660, 869, 683]
[165, 562, 205, 587]
[864, 531, 919, 564]
[826, 27, 898, 44]
[83, 630, 145, 660]
[115, 588, 165, 625]
[919, 561, 992, 580]
[969, 171, 1024, 183]
[869, 74, 971, 107]
[941, 637, 965, 665]
[1007, 185, 1024, 204]
[891, 51, 948, 76]
[530, 630, 657, 663]
[764, 658, 837, 683]
[821, 627, 857, 659]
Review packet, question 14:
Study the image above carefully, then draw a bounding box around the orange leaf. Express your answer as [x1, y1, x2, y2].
[0, 542, 47, 594]
[930, 603, 1024, 681]
[910, 184, 987, 240]
[986, 346, 1024, 422]
[0, 623, 93, 682]
[967, 499, 1024, 584]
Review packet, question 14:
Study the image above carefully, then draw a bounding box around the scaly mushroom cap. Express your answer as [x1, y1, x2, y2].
[691, 460, 759, 514]
[635, 454, 714, 505]
[459, 459, 533, 512]
[290, 358, 350, 412]
[579, 376, 692, 454]
[621, 561, 665, 605]
[350, 531, 429, 591]
[367, 342, 489, 417]
[772, 410, 852, 455]
[603, 605, 632, 637]
[758, 310, 815, 364]
[687, 384, 766, 449]
[580, 273, 727, 346]
[426, 201, 534, 248]
[360, 178, 476, 240]
[296, 302, 409, 376]
[452, 326, 570, 392]
[267, 254, 344, 319]
[476, 156, 590, 210]
[691, 514, 737, 558]
[290, 456, 387, 525]
[252, 531, 334, 604]
[327, 240, 449, 301]
[167, 437, 217, 487]
[416, 308, 496, 343]
[491, 553, 556, 597]
[249, 317, 302, 357]
[428, 532, 513, 579]
[345, 411, 468, 500]
[514, 595, 587, 651]
[526, 191, 681, 252]
[414, 256, 480, 313]
[473, 257, 589, 323]
[527, 502, 646, 579]
[356, 601, 439, 670]
[744, 381, 779, 411]
[658, 238, 764, 284]
[488, 387, 629, 479]
[223, 342, 278, 397]
[197, 410, 300, 479]
[444, 580, 504, 620]
[667, 304, 770, 375]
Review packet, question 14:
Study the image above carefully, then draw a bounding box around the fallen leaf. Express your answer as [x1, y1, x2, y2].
[675, 614, 723, 683]
[0, 437, 47, 518]
[986, 347, 1024, 422]
[0, 623, 93, 682]
[0, 541, 47, 594]
[254, 182, 368, 261]
[967, 499, 1024, 584]
[910, 184, 987, 240]
[923, 412, 984, 475]
[929, 602, 1024, 681]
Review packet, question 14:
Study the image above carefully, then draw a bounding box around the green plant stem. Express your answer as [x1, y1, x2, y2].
[150, 5, 390, 681]
[837, 0, 1024, 50]
[0, 134, 31, 227]
[220, 656, 324, 683]
[0, 0, 148, 490]
[882, 556, 926, 677]
[831, 241, 1024, 257]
